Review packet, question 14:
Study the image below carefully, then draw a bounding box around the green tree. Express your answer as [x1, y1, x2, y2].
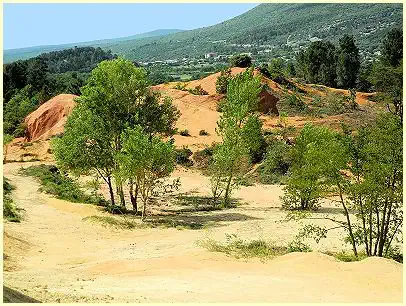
[337, 35, 360, 89]
[296, 41, 337, 87]
[211, 68, 262, 205]
[281, 124, 331, 210]
[52, 106, 117, 205]
[369, 60, 403, 121]
[285, 114, 403, 258]
[230, 54, 252, 68]
[26, 57, 49, 92]
[3, 85, 39, 137]
[381, 28, 403, 67]
[52, 58, 179, 210]
[286, 62, 296, 77]
[116, 126, 176, 219]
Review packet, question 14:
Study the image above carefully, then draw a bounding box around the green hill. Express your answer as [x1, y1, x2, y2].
[4, 3, 402, 64]
[109, 3, 401, 62]
[3, 29, 183, 63]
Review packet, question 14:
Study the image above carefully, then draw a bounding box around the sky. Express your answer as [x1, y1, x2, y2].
[4, 3, 258, 50]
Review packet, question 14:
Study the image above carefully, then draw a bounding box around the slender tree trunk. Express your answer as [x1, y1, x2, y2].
[223, 173, 233, 206]
[358, 196, 370, 256]
[374, 208, 380, 256]
[142, 199, 147, 221]
[129, 181, 138, 213]
[338, 182, 358, 256]
[107, 176, 115, 206]
[116, 183, 125, 208]
[384, 221, 402, 256]
[378, 200, 389, 257]
[368, 209, 373, 256]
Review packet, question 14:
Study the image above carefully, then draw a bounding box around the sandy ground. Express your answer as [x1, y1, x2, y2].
[3, 162, 403, 303]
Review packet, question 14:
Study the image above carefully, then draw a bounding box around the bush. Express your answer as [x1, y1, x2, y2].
[279, 92, 308, 115]
[20, 165, 107, 205]
[230, 54, 252, 68]
[187, 85, 208, 95]
[3, 177, 21, 222]
[216, 68, 232, 94]
[175, 146, 193, 166]
[174, 82, 186, 90]
[193, 145, 216, 169]
[199, 130, 209, 136]
[259, 140, 292, 184]
[201, 234, 289, 260]
[179, 129, 190, 136]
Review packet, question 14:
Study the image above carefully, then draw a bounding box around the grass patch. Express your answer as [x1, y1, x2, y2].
[20, 165, 107, 205]
[146, 218, 209, 230]
[82, 215, 140, 229]
[323, 250, 368, 262]
[323, 249, 403, 263]
[83, 214, 210, 230]
[200, 234, 290, 260]
[3, 177, 22, 222]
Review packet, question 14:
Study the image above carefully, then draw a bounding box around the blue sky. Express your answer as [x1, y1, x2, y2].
[4, 3, 258, 50]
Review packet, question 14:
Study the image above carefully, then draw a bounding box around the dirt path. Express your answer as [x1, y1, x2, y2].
[3, 162, 403, 303]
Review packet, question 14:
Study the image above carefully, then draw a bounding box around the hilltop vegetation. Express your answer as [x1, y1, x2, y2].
[104, 3, 402, 62]
[4, 4, 401, 65]
[4, 29, 183, 63]
[3, 47, 116, 136]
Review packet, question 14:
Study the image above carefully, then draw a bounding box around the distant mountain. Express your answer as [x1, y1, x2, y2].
[4, 29, 183, 63]
[108, 3, 401, 62]
[4, 3, 402, 64]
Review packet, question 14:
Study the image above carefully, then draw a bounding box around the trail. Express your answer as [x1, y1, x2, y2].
[3, 162, 403, 303]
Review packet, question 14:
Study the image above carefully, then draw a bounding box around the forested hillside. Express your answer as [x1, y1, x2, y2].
[4, 4, 401, 64]
[4, 29, 183, 63]
[105, 3, 402, 62]
[3, 47, 117, 136]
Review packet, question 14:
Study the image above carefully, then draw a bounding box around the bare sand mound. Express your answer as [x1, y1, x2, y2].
[151, 87, 222, 150]
[24, 94, 77, 142]
[3, 162, 403, 303]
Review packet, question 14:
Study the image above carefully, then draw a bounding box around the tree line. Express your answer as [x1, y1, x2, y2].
[3, 47, 117, 137]
[295, 28, 402, 93]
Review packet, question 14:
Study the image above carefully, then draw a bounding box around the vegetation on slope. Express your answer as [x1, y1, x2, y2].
[3, 177, 22, 222]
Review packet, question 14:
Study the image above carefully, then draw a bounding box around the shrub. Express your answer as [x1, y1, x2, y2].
[179, 129, 190, 136]
[279, 91, 309, 115]
[287, 93, 307, 111]
[20, 165, 106, 205]
[187, 85, 208, 95]
[259, 140, 292, 184]
[193, 145, 216, 169]
[199, 129, 209, 136]
[175, 146, 193, 166]
[200, 234, 289, 260]
[230, 54, 252, 68]
[3, 177, 21, 222]
[216, 68, 232, 94]
[174, 82, 186, 90]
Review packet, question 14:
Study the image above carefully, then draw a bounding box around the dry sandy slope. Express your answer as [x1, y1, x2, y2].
[3, 162, 403, 303]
